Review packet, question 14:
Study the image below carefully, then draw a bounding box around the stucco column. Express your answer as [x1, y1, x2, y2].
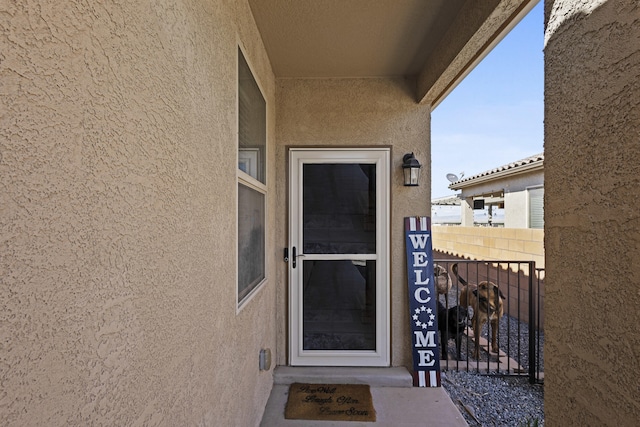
[545, 0, 640, 425]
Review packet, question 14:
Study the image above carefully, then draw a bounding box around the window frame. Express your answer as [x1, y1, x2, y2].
[527, 185, 544, 229]
[236, 46, 268, 310]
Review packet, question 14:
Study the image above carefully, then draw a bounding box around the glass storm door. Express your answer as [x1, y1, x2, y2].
[289, 148, 390, 366]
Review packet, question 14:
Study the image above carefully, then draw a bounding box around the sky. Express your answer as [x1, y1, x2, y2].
[431, 1, 544, 199]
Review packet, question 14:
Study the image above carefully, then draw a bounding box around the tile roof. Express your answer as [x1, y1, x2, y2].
[449, 152, 544, 188]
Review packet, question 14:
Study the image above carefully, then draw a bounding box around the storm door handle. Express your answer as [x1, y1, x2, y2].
[291, 246, 305, 268]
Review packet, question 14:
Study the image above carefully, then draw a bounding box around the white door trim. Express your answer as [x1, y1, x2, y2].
[288, 148, 390, 366]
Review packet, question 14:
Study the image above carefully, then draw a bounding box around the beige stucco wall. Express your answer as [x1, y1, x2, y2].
[432, 226, 544, 268]
[1, 1, 277, 426]
[545, 0, 640, 424]
[275, 78, 431, 368]
[503, 171, 543, 229]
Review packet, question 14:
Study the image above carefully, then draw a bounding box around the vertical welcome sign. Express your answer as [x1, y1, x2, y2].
[404, 217, 441, 387]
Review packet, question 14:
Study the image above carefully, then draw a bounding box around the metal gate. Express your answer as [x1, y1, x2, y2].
[433, 259, 544, 384]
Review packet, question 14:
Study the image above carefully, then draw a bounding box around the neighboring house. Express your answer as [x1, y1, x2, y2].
[445, 153, 544, 228]
[3, 1, 639, 426]
[431, 154, 544, 267]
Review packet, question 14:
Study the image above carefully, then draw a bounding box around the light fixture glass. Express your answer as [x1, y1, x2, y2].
[402, 153, 421, 186]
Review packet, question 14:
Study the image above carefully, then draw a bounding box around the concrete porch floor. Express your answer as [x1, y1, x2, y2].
[260, 367, 468, 427]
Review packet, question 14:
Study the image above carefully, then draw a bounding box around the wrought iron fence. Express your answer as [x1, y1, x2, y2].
[433, 259, 544, 384]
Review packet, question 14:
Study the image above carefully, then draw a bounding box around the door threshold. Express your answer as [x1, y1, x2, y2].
[273, 366, 413, 388]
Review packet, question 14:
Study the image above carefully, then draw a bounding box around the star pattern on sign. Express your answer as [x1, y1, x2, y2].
[413, 306, 436, 329]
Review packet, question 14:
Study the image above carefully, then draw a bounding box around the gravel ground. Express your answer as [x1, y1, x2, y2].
[440, 316, 544, 427]
[438, 280, 545, 426]
[442, 370, 544, 427]
[438, 302, 545, 426]
[439, 310, 545, 373]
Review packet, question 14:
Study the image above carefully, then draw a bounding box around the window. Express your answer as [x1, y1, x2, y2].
[237, 48, 266, 305]
[528, 186, 544, 229]
[238, 49, 266, 183]
[237, 183, 265, 301]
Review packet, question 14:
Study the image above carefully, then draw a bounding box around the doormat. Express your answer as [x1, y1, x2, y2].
[285, 383, 376, 422]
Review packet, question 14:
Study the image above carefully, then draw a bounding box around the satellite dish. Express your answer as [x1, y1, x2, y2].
[446, 173, 459, 183]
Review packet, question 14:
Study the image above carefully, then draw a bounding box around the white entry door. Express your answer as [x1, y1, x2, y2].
[289, 148, 390, 366]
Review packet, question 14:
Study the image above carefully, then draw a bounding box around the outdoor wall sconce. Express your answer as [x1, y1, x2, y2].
[402, 153, 422, 186]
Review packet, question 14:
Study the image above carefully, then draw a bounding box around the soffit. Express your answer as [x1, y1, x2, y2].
[248, 0, 538, 104]
[248, 0, 466, 78]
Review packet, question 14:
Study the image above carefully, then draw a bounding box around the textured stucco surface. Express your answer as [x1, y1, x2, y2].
[544, 0, 640, 424]
[1, 1, 276, 426]
[275, 78, 431, 368]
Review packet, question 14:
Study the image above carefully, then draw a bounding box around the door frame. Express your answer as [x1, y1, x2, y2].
[288, 147, 390, 366]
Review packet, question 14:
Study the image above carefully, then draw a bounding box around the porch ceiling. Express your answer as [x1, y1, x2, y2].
[248, 0, 538, 105]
